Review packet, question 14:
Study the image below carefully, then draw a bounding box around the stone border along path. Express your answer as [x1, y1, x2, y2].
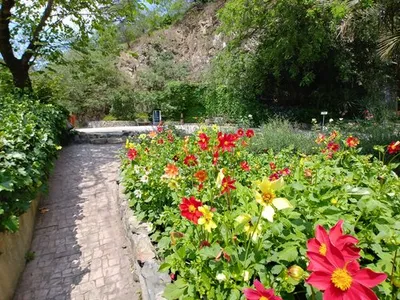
[13, 144, 141, 300]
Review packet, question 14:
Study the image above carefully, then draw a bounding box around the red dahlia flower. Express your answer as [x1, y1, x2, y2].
[269, 173, 280, 181]
[212, 151, 219, 165]
[127, 148, 138, 160]
[157, 138, 164, 144]
[269, 162, 276, 170]
[167, 134, 174, 143]
[387, 141, 400, 154]
[237, 128, 245, 137]
[198, 133, 210, 150]
[307, 220, 360, 264]
[346, 136, 359, 148]
[217, 133, 237, 152]
[306, 245, 387, 300]
[241, 161, 250, 171]
[327, 142, 340, 152]
[243, 280, 282, 300]
[221, 176, 236, 194]
[184, 154, 198, 166]
[246, 129, 255, 138]
[179, 197, 203, 224]
[279, 168, 291, 176]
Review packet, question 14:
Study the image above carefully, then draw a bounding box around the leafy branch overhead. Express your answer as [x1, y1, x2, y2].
[0, 0, 142, 89]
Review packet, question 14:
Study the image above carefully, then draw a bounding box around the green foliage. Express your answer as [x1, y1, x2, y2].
[250, 118, 316, 154]
[0, 92, 67, 232]
[206, 0, 395, 122]
[120, 128, 400, 299]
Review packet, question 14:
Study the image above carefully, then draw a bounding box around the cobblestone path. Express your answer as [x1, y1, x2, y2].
[14, 144, 140, 300]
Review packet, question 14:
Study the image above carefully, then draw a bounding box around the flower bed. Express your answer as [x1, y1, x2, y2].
[120, 126, 400, 299]
[0, 94, 67, 232]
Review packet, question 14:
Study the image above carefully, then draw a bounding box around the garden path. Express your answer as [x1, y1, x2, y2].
[13, 144, 140, 300]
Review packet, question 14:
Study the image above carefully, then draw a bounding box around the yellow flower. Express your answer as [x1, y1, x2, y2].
[216, 168, 225, 188]
[254, 177, 292, 222]
[55, 145, 62, 150]
[125, 139, 135, 149]
[212, 124, 219, 132]
[198, 205, 217, 232]
[235, 214, 262, 241]
[168, 180, 179, 190]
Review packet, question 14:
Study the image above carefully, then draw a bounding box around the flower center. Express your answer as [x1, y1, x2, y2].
[262, 192, 275, 204]
[331, 268, 353, 291]
[319, 243, 327, 256]
[189, 205, 196, 213]
[260, 296, 269, 300]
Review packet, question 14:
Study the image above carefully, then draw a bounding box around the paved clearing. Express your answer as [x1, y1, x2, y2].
[13, 144, 140, 300]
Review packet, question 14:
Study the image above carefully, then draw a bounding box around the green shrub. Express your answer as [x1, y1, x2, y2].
[103, 114, 117, 121]
[250, 118, 316, 154]
[0, 93, 67, 232]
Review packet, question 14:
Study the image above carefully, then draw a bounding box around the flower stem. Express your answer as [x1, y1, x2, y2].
[391, 248, 398, 300]
[244, 207, 262, 262]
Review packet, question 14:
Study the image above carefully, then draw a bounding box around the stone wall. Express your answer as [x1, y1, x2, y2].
[0, 197, 40, 300]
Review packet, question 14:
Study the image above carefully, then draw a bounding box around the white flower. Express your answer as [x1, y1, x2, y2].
[339, 118, 343, 121]
[329, 118, 334, 123]
[140, 175, 148, 183]
[134, 190, 142, 199]
[134, 165, 141, 174]
[216, 273, 226, 282]
[311, 118, 317, 123]
[248, 114, 253, 119]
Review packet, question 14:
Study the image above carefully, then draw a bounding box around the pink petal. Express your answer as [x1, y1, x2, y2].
[329, 220, 344, 243]
[335, 235, 359, 248]
[306, 272, 331, 290]
[325, 242, 345, 268]
[345, 281, 378, 300]
[254, 280, 268, 294]
[307, 252, 335, 273]
[353, 268, 387, 288]
[323, 285, 344, 300]
[307, 238, 321, 253]
[346, 260, 360, 275]
[243, 288, 260, 299]
[316, 225, 329, 244]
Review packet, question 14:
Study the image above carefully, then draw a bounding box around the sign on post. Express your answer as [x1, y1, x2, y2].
[152, 110, 161, 125]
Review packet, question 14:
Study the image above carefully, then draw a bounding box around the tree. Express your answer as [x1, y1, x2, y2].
[0, 0, 140, 90]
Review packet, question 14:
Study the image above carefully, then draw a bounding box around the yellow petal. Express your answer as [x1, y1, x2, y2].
[198, 217, 206, 225]
[270, 176, 285, 191]
[258, 177, 272, 194]
[272, 197, 292, 210]
[262, 205, 275, 222]
[254, 191, 264, 206]
[235, 214, 251, 224]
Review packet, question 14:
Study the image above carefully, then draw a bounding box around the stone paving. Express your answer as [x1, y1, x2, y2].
[13, 144, 140, 300]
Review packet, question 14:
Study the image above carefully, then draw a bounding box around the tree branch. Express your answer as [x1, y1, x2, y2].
[21, 0, 55, 65]
[0, 0, 18, 66]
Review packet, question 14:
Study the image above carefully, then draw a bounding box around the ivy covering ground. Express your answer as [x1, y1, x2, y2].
[0, 94, 67, 232]
[121, 127, 400, 299]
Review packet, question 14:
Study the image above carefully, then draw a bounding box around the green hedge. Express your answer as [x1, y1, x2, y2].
[0, 93, 67, 232]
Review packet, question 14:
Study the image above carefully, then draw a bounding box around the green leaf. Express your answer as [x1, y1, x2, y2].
[158, 262, 170, 272]
[2, 216, 19, 232]
[278, 246, 298, 262]
[163, 280, 187, 300]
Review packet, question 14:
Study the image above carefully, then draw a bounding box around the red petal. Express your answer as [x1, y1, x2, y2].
[307, 238, 321, 253]
[243, 288, 261, 299]
[335, 235, 359, 248]
[306, 272, 331, 290]
[329, 220, 344, 243]
[254, 280, 268, 294]
[316, 225, 329, 244]
[307, 252, 335, 273]
[325, 242, 345, 268]
[353, 268, 387, 288]
[346, 260, 360, 275]
[323, 285, 344, 300]
[344, 282, 378, 300]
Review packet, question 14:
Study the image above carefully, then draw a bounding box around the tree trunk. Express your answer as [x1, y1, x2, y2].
[8, 60, 32, 90]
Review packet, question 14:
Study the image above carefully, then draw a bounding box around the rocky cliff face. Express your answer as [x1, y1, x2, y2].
[118, 0, 227, 82]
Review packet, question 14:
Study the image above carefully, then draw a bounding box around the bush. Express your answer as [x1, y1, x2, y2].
[0, 93, 67, 232]
[121, 127, 399, 299]
[250, 118, 316, 154]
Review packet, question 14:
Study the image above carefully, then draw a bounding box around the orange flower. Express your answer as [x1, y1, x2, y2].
[148, 131, 157, 138]
[194, 170, 208, 182]
[346, 136, 359, 148]
[164, 163, 179, 178]
[315, 133, 325, 144]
